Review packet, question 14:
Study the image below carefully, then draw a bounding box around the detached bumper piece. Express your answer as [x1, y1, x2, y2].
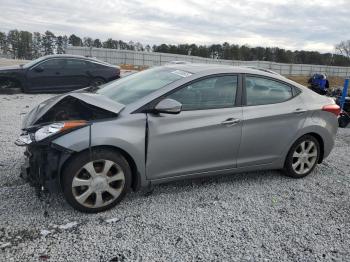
[21, 144, 71, 193]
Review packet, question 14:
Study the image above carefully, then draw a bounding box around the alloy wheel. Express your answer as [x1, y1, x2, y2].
[291, 140, 318, 175]
[72, 159, 125, 208]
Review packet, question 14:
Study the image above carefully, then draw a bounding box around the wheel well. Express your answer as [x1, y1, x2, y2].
[91, 76, 106, 83]
[59, 145, 140, 191]
[0, 77, 22, 87]
[304, 132, 325, 163]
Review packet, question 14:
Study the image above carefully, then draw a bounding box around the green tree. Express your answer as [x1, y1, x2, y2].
[7, 30, 21, 58]
[93, 39, 102, 48]
[32, 32, 42, 58]
[83, 37, 93, 47]
[57, 35, 68, 54]
[103, 38, 114, 49]
[68, 34, 82, 46]
[0, 32, 9, 55]
[18, 31, 32, 59]
[42, 30, 56, 55]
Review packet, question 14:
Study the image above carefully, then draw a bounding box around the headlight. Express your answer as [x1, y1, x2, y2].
[15, 121, 87, 146]
[34, 123, 65, 141]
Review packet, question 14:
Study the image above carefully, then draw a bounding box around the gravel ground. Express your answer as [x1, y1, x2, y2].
[0, 94, 349, 262]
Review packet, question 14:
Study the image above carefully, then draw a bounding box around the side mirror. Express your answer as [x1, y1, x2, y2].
[154, 98, 182, 114]
[34, 66, 44, 73]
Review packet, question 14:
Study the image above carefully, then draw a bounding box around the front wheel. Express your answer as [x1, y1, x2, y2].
[284, 135, 320, 178]
[62, 149, 131, 213]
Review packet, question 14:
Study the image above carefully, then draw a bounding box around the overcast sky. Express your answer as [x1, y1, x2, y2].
[0, 0, 349, 52]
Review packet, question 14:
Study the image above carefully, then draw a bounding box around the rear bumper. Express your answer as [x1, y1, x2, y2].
[21, 144, 72, 192]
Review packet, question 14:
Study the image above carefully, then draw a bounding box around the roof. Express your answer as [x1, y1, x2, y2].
[164, 63, 280, 77]
[41, 54, 113, 66]
[163, 63, 308, 90]
[42, 54, 103, 62]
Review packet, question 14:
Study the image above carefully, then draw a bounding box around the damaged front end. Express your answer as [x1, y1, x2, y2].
[20, 142, 74, 193]
[15, 92, 125, 193]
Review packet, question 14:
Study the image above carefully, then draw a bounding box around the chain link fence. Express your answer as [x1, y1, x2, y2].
[64, 46, 350, 77]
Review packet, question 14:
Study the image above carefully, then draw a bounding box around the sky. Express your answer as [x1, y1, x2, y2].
[0, 0, 349, 53]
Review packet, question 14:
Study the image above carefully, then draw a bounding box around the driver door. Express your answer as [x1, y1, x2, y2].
[146, 75, 243, 180]
[26, 58, 66, 91]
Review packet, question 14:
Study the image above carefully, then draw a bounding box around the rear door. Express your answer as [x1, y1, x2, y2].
[146, 75, 243, 180]
[238, 75, 306, 167]
[26, 58, 66, 91]
[60, 59, 91, 90]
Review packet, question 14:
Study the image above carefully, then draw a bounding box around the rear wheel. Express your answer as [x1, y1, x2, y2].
[284, 135, 320, 178]
[90, 77, 106, 87]
[62, 149, 131, 213]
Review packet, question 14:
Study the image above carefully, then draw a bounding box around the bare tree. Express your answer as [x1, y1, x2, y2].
[335, 40, 350, 59]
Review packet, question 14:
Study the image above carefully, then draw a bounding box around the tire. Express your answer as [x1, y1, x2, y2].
[90, 77, 106, 87]
[284, 135, 320, 178]
[0, 78, 22, 94]
[62, 148, 131, 213]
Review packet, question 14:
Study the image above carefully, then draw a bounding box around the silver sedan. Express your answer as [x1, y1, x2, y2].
[16, 64, 340, 212]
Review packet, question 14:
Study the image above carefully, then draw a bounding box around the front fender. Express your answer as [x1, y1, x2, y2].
[52, 114, 147, 187]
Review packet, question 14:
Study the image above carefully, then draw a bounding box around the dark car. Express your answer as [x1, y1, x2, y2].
[0, 55, 120, 93]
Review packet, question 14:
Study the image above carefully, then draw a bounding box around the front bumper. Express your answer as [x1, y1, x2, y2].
[21, 144, 72, 192]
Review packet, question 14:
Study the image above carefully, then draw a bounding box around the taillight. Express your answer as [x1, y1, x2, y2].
[322, 104, 341, 116]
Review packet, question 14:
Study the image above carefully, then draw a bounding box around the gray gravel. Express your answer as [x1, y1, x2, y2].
[0, 94, 349, 262]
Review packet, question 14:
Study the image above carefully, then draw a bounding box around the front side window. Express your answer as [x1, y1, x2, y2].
[167, 75, 238, 111]
[97, 67, 188, 105]
[245, 76, 293, 106]
[37, 59, 65, 70]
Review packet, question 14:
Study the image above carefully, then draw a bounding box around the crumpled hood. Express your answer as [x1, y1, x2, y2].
[22, 92, 125, 129]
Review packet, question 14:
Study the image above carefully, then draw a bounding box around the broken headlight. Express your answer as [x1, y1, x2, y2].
[16, 121, 87, 146]
[34, 123, 65, 141]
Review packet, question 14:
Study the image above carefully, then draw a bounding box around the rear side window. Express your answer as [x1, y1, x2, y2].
[167, 75, 238, 111]
[245, 76, 293, 106]
[65, 59, 89, 69]
[91, 62, 107, 69]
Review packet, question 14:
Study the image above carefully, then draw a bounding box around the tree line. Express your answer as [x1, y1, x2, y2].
[0, 29, 349, 66]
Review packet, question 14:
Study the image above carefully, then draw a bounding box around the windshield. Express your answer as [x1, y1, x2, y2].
[97, 67, 191, 105]
[22, 56, 48, 68]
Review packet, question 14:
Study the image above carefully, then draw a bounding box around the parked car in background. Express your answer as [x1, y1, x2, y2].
[0, 54, 120, 93]
[16, 64, 339, 212]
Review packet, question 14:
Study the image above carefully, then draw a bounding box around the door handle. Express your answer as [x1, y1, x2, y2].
[221, 118, 241, 126]
[293, 108, 307, 114]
